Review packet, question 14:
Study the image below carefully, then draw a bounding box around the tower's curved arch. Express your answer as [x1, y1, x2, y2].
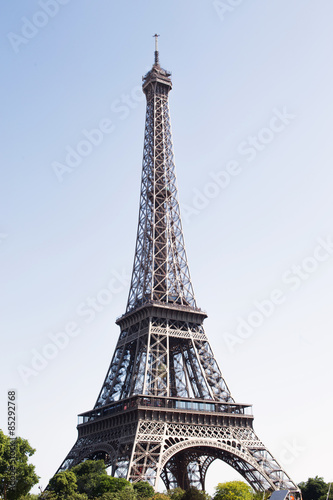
[58, 441, 116, 472]
[79, 443, 115, 465]
[158, 439, 278, 492]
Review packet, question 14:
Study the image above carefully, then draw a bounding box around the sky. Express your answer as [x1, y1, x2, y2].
[1, 0, 333, 495]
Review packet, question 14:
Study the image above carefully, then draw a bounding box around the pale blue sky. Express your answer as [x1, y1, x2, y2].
[1, 0, 333, 494]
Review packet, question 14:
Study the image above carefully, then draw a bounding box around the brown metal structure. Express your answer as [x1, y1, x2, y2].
[57, 39, 299, 494]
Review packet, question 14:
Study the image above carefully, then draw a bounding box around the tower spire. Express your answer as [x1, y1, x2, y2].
[126, 36, 193, 313]
[153, 33, 160, 65]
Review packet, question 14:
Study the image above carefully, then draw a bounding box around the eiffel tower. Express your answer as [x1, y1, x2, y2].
[58, 37, 299, 494]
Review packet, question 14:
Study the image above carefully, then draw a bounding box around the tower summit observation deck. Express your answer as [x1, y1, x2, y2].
[57, 37, 300, 495]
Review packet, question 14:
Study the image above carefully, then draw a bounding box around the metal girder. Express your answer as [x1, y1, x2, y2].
[58, 414, 299, 493]
[93, 318, 232, 405]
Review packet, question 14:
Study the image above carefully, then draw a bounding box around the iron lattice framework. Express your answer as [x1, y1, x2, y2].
[126, 48, 195, 313]
[57, 40, 299, 495]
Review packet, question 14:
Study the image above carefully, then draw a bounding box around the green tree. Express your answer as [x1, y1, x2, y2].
[117, 484, 137, 500]
[167, 488, 186, 500]
[94, 484, 137, 500]
[252, 491, 272, 500]
[151, 494, 170, 500]
[319, 483, 333, 500]
[72, 460, 107, 478]
[71, 459, 106, 497]
[18, 495, 40, 500]
[183, 487, 210, 500]
[97, 493, 119, 500]
[70, 460, 131, 498]
[95, 476, 131, 497]
[39, 491, 59, 500]
[299, 477, 329, 500]
[96, 494, 115, 500]
[102, 477, 131, 493]
[134, 481, 155, 499]
[42, 486, 87, 500]
[0, 430, 39, 500]
[213, 481, 252, 500]
[48, 470, 78, 498]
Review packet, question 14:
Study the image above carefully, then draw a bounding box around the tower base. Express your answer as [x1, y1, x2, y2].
[58, 396, 299, 494]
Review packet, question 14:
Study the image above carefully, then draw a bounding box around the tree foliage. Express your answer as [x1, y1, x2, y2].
[134, 481, 155, 499]
[18, 495, 40, 500]
[252, 491, 272, 500]
[321, 483, 333, 500]
[213, 481, 252, 500]
[69, 460, 131, 498]
[71, 460, 105, 498]
[72, 460, 107, 478]
[299, 477, 330, 500]
[48, 470, 78, 498]
[182, 486, 211, 500]
[46, 460, 141, 500]
[45, 462, 333, 500]
[0, 430, 39, 500]
[117, 485, 137, 500]
[167, 488, 186, 500]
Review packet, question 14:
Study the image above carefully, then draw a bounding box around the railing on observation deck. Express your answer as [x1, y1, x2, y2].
[78, 395, 252, 425]
[118, 298, 207, 322]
